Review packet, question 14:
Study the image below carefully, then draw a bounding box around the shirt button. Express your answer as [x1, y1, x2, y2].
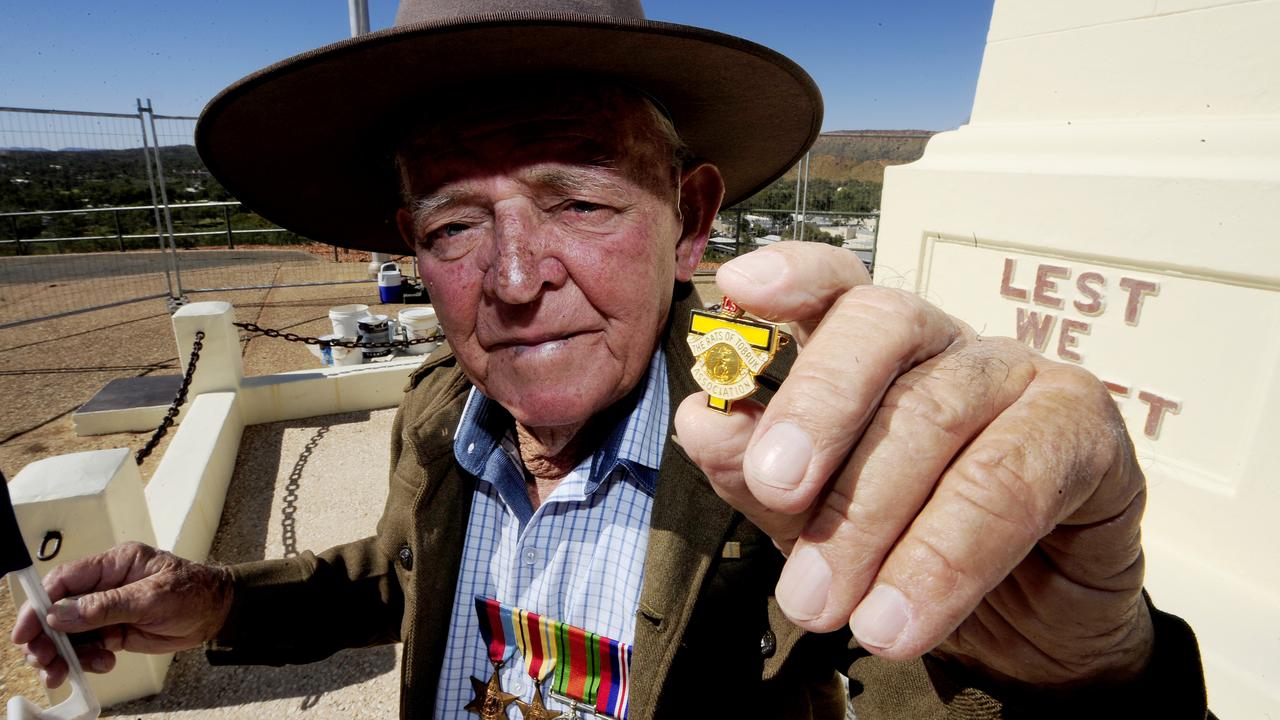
[760, 628, 777, 658]
[522, 547, 538, 566]
[397, 544, 413, 571]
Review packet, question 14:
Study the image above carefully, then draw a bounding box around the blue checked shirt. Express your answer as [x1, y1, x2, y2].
[432, 349, 669, 719]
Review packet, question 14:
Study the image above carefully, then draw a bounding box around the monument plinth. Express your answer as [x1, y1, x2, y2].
[875, 0, 1280, 715]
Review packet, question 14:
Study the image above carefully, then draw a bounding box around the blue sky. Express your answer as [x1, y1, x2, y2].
[0, 0, 993, 132]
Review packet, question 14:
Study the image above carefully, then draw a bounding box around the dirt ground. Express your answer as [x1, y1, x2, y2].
[0, 272, 407, 710]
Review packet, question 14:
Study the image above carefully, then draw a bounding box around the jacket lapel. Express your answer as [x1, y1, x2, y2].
[626, 284, 742, 719]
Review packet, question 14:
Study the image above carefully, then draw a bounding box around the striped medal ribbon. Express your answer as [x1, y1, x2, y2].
[466, 597, 518, 720]
[475, 597, 632, 720]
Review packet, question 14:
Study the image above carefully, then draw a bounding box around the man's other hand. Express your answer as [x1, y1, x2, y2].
[11, 541, 233, 688]
[674, 241, 1153, 687]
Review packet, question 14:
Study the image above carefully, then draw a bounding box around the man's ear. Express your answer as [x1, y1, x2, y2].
[674, 163, 725, 283]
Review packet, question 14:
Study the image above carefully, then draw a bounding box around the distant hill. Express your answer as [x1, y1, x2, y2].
[0, 129, 939, 229]
[779, 131, 935, 184]
[739, 130, 936, 212]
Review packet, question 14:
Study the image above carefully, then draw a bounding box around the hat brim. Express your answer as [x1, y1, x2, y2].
[196, 13, 823, 254]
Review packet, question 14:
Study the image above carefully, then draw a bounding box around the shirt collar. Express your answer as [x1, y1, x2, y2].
[453, 349, 669, 498]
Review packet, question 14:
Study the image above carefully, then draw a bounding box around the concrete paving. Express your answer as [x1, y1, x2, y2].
[107, 409, 402, 719]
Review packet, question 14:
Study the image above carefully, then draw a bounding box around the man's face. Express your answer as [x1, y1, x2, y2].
[396, 86, 717, 430]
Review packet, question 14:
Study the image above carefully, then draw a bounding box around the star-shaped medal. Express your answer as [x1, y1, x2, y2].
[464, 666, 518, 720]
[515, 682, 563, 720]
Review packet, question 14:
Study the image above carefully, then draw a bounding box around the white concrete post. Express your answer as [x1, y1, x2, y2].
[874, 0, 1280, 713]
[172, 301, 242, 397]
[7, 449, 171, 707]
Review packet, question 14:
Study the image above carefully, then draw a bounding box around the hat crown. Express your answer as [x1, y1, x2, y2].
[395, 0, 646, 25]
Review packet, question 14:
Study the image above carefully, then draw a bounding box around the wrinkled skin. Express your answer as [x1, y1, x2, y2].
[11, 542, 233, 687]
[13, 85, 1152, 694]
[676, 243, 1152, 686]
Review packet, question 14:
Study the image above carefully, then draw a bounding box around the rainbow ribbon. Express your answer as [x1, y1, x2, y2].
[475, 597, 632, 720]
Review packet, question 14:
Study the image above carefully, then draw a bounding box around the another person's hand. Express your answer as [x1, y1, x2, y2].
[675, 241, 1153, 687]
[11, 541, 233, 688]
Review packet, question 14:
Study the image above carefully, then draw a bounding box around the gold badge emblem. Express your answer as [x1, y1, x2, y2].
[687, 297, 779, 414]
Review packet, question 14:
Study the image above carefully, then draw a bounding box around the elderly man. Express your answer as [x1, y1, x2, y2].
[15, 1, 1207, 718]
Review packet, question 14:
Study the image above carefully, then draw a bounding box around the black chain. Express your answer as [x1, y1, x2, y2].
[136, 330, 205, 465]
[232, 321, 444, 349]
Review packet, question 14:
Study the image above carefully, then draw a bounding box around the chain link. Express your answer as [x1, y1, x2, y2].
[232, 321, 445, 349]
[136, 330, 205, 465]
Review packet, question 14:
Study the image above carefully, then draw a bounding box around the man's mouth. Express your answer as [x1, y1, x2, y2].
[490, 330, 590, 354]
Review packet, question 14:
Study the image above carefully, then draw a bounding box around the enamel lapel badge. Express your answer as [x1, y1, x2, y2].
[687, 297, 780, 414]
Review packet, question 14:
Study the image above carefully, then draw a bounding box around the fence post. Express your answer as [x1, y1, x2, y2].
[223, 205, 234, 249]
[870, 211, 880, 272]
[7, 449, 170, 706]
[137, 99, 176, 300]
[735, 208, 745, 258]
[114, 209, 125, 252]
[172, 301, 243, 397]
[8, 216, 21, 256]
[145, 101, 185, 297]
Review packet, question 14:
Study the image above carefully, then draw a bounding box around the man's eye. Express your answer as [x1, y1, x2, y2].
[566, 201, 603, 214]
[424, 222, 470, 244]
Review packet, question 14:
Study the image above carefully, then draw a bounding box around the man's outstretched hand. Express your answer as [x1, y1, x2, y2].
[11, 541, 233, 688]
[675, 242, 1153, 688]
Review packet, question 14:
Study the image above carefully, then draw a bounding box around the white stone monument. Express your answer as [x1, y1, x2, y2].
[875, 0, 1279, 715]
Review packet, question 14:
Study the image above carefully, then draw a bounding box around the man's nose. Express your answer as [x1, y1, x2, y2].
[482, 202, 566, 304]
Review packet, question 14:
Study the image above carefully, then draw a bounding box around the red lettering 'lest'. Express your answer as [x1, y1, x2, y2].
[1119, 277, 1160, 325]
[1074, 272, 1106, 316]
[1033, 265, 1070, 309]
[1000, 258, 1029, 301]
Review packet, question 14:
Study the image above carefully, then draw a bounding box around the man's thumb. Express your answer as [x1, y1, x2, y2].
[48, 585, 142, 633]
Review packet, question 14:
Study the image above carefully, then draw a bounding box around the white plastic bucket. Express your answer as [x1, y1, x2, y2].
[398, 307, 440, 355]
[329, 304, 369, 338]
[378, 262, 403, 303]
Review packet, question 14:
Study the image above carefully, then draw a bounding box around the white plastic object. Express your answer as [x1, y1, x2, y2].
[376, 262, 401, 288]
[397, 307, 439, 356]
[5, 566, 100, 720]
[328, 304, 370, 338]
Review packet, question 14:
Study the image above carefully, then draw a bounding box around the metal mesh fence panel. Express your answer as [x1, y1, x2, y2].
[0, 107, 174, 328]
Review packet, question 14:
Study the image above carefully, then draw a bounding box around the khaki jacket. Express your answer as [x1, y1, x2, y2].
[208, 284, 1207, 719]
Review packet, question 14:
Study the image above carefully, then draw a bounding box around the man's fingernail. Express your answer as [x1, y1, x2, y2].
[851, 584, 911, 650]
[722, 251, 782, 286]
[38, 669, 48, 685]
[91, 656, 111, 673]
[746, 421, 812, 490]
[775, 545, 831, 621]
[50, 598, 80, 623]
[25, 653, 38, 667]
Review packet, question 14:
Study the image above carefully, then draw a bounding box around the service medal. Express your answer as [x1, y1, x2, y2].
[687, 296, 780, 414]
[464, 665, 518, 720]
[475, 597, 633, 720]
